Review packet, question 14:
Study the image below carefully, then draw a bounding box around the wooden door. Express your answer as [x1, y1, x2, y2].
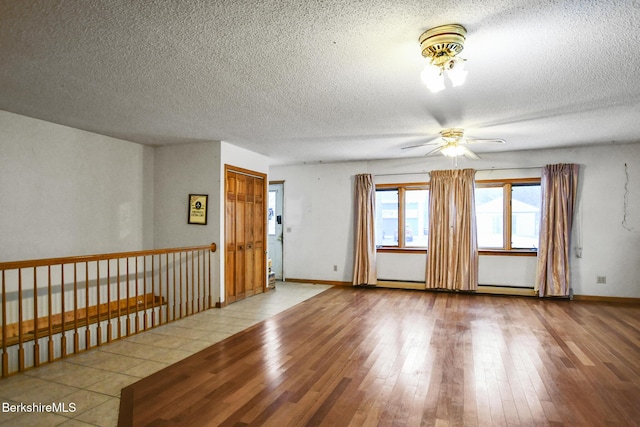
[244, 175, 255, 297]
[225, 166, 266, 304]
[225, 171, 239, 303]
[252, 177, 265, 295]
[234, 174, 247, 301]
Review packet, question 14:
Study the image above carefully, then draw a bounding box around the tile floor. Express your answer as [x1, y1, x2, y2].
[0, 282, 332, 427]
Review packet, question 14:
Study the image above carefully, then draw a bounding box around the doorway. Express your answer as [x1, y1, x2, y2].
[267, 182, 284, 280]
[225, 165, 267, 304]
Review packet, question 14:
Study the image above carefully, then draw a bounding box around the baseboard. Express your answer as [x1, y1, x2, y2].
[477, 285, 536, 297]
[283, 278, 639, 303]
[284, 278, 351, 286]
[573, 295, 640, 304]
[286, 278, 535, 296]
[377, 280, 535, 296]
[376, 280, 424, 290]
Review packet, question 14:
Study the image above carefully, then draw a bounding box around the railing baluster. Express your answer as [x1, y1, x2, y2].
[161, 253, 166, 325]
[60, 265, 66, 358]
[96, 261, 102, 346]
[201, 250, 205, 311]
[190, 251, 195, 315]
[143, 256, 148, 331]
[179, 253, 183, 319]
[47, 266, 53, 362]
[73, 263, 79, 354]
[18, 269, 24, 372]
[208, 248, 212, 309]
[33, 267, 39, 367]
[135, 257, 140, 334]
[151, 255, 156, 328]
[85, 261, 90, 350]
[200, 251, 204, 310]
[107, 260, 112, 343]
[172, 253, 176, 322]
[185, 251, 189, 316]
[117, 260, 122, 339]
[197, 250, 201, 313]
[126, 258, 131, 336]
[2, 270, 7, 377]
[204, 250, 208, 309]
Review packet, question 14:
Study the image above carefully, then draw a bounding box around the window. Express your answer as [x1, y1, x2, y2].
[475, 180, 541, 250]
[375, 184, 429, 249]
[376, 179, 540, 252]
[268, 190, 277, 235]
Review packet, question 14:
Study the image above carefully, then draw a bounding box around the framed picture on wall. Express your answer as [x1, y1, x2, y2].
[188, 194, 208, 225]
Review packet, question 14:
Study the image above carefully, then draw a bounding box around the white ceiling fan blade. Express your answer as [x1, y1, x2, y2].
[460, 146, 480, 160]
[425, 146, 445, 157]
[464, 138, 506, 145]
[401, 138, 441, 150]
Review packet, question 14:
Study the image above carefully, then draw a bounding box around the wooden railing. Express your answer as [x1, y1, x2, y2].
[0, 243, 217, 378]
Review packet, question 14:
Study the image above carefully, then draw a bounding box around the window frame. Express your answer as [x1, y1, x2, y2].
[376, 182, 429, 253]
[475, 177, 541, 255]
[375, 178, 540, 256]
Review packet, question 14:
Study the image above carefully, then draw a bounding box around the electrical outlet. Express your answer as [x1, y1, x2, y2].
[597, 275, 607, 284]
[333, 265, 338, 272]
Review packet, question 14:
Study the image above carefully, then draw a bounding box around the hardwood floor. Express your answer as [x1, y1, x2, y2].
[118, 287, 640, 426]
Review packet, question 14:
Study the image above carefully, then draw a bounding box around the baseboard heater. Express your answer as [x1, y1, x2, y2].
[376, 280, 536, 296]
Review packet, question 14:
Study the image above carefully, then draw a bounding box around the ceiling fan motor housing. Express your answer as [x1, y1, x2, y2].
[440, 128, 465, 141]
[419, 24, 467, 67]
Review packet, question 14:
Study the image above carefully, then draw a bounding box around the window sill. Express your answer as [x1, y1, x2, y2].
[376, 247, 427, 254]
[479, 249, 538, 256]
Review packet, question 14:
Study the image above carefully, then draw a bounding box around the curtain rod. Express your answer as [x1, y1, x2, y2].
[373, 166, 542, 177]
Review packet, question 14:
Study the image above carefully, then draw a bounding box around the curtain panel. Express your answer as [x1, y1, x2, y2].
[352, 174, 377, 286]
[426, 169, 478, 291]
[535, 163, 579, 297]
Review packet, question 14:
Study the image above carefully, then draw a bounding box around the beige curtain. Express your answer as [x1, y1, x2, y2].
[535, 163, 579, 297]
[426, 169, 478, 291]
[352, 174, 377, 286]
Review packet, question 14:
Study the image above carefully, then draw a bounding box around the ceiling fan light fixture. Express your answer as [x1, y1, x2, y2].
[419, 24, 467, 92]
[420, 65, 445, 93]
[441, 144, 467, 157]
[445, 57, 468, 87]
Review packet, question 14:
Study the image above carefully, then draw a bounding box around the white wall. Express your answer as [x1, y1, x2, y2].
[153, 141, 220, 248]
[220, 142, 270, 177]
[269, 162, 358, 282]
[270, 143, 640, 298]
[152, 141, 221, 302]
[0, 110, 153, 261]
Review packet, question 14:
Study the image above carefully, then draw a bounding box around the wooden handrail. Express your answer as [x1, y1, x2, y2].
[0, 243, 217, 270]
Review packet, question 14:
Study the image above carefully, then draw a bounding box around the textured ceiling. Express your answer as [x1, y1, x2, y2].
[1, 0, 640, 165]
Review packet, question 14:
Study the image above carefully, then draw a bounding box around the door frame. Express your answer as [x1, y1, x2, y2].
[224, 164, 268, 304]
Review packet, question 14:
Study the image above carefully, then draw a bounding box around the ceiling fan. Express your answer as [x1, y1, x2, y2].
[402, 128, 505, 160]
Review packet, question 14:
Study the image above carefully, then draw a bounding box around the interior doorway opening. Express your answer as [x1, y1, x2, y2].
[267, 182, 284, 280]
